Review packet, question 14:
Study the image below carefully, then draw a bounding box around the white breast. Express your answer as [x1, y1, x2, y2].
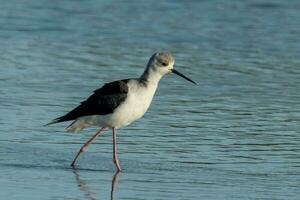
[108, 79, 158, 128]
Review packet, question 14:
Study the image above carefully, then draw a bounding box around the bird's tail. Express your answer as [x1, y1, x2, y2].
[44, 118, 62, 126]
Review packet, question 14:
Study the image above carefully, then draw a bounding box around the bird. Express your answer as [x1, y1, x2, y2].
[46, 52, 196, 171]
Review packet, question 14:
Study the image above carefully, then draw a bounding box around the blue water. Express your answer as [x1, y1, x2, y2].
[1, 0, 300, 199]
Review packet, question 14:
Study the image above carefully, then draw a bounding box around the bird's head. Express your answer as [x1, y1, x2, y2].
[147, 52, 174, 75]
[147, 52, 197, 84]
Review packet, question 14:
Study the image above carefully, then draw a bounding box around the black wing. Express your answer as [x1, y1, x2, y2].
[47, 79, 129, 125]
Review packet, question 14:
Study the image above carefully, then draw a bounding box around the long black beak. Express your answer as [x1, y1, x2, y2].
[171, 68, 197, 85]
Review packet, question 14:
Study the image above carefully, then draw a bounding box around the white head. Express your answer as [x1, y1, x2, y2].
[147, 52, 175, 75]
[144, 52, 197, 84]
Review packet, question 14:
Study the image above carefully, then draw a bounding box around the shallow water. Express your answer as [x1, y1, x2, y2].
[1, 0, 300, 199]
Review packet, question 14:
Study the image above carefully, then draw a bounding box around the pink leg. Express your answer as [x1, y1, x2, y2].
[71, 127, 106, 167]
[112, 128, 121, 171]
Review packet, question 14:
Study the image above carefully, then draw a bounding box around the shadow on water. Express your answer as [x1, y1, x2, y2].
[72, 168, 121, 200]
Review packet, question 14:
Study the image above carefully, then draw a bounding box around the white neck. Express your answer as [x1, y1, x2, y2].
[139, 67, 163, 87]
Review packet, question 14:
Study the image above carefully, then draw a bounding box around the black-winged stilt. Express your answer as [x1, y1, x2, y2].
[47, 52, 196, 171]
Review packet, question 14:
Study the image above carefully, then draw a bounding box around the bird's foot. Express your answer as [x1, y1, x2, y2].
[113, 159, 121, 171]
[71, 162, 76, 168]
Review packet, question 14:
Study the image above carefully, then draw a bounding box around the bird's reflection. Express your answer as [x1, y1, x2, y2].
[110, 171, 121, 200]
[73, 168, 121, 200]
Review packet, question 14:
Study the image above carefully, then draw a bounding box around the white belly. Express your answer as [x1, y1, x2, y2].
[67, 80, 158, 132]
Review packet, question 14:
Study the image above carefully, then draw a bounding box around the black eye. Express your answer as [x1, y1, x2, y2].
[162, 62, 168, 66]
[157, 59, 168, 66]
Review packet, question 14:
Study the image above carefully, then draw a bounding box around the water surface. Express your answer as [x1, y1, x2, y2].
[1, 0, 300, 199]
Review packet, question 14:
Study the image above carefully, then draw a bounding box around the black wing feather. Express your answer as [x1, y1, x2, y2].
[48, 79, 129, 124]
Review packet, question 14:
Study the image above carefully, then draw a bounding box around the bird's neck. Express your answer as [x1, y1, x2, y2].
[139, 67, 163, 87]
